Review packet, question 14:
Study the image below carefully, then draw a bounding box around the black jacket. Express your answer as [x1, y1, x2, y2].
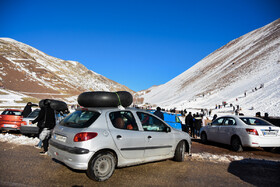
[154, 110, 164, 120]
[44, 106, 56, 129]
[32, 107, 46, 130]
[185, 114, 193, 127]
[32, 106, 55, 130]
[22, 103, 38, 117]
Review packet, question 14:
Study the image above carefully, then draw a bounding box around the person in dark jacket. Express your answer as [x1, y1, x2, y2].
[185, 112, 194, 137]
[154, 107, 164, 120]
[38, 99, 56, 155]
[213, 114, 217, 121]
[32, 106, 46, 149]
[22, 102, 38, 117]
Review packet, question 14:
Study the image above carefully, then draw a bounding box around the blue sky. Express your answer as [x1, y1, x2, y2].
[1, 0, 279, 91]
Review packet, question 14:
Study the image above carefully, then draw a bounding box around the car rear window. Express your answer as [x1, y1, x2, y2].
[60, 110, 100, 128]
[240, 117, 272, 126]
[27, 109, 40, 118]
[1, 110, 22, 116]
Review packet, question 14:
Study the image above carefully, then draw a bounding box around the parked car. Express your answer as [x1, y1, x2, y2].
[20, 109, 41, 135]
[200, 115, 280, 152]
[49, 107, 192, 181]
[0, 109, 23, 132]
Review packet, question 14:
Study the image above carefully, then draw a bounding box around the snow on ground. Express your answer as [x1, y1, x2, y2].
[0, 133, 39, 146]
[0, 88, 28, 109]
[190, 153, 244, 163]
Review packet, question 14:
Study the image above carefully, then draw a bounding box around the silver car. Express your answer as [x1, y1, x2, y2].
[20, 109, 40, 135]
[49, 107, 192, 181]
[200, 115, 280, 152]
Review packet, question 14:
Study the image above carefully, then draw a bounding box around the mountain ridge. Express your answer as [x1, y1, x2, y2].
[0, 38, 134, 103]
[139, 19, 280, 116]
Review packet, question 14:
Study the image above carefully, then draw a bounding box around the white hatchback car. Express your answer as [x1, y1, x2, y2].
[200, 115, 280, 152]
[49, 107, 192, 181]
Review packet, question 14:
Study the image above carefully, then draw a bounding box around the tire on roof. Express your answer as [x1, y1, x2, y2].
[39, 99, 68, 111]
[77, 91, 133, 107]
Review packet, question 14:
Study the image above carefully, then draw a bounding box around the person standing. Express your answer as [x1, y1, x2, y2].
[185, 112, 194, 137]
[213, 114, 217, 121]
[22, 102, 38, 117]
[39, 99, 56, 155]
[153, 107, 164, 120]
[32, 106, 46, 149]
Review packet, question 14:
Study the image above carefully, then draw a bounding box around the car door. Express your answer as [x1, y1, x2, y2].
[136, 112, 174, 157]
[207, 117, 224, 142]
[108, 111, 146, 159]
[218, 117, 236, 144]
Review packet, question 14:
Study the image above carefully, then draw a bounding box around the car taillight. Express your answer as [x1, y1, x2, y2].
[246, 129, 259, 136]
[73, 132, 98, 142]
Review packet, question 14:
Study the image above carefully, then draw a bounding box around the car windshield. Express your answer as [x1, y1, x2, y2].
[1, 110, 22, 116]
[27, 109, 40, 118]
[60, 110, 100, 128]
[240, 117, 272, 126]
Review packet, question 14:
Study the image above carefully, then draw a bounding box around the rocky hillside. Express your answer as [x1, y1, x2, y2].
[0, 38, 133, 103]
[140, 19, 280, 116]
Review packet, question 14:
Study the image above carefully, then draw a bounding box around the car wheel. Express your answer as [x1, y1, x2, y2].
[173, 141, 185, 162]
[87, 151, 116, 181]
[200, 132, 208, 144]
[231, 137, 243, 152]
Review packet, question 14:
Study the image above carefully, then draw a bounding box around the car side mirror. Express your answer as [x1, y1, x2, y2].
[165, 126, 171, 133]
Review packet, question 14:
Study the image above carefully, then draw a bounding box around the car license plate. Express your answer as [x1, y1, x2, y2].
[4, 124, 15, 128]
[54, 134, 67, 142]
[262, 131, 277, 136]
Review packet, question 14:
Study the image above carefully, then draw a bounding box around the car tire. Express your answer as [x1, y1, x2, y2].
[173, 141, 185, 162]
[231, 137, 243, 152]
[200, 132, 208, 144]
[87, 151, 116, 181]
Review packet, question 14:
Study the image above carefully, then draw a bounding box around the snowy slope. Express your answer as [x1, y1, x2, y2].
[141, 19, 280, 116]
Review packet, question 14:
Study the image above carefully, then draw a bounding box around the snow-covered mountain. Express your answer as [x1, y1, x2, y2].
[140, 19, 280, 116]
[0, 38, 133, 103]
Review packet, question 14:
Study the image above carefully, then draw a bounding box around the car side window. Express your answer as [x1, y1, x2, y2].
[212, 118, 224, 125]
[136, 112, 167, 132]
[223, 118, 236, 126]
[109, 111, 138, 131]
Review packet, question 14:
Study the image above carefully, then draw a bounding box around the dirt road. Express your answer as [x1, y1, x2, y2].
[0, 139, 279, 187]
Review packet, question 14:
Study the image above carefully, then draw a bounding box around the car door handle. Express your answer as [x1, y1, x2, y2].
[116, 135, 122, 139]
